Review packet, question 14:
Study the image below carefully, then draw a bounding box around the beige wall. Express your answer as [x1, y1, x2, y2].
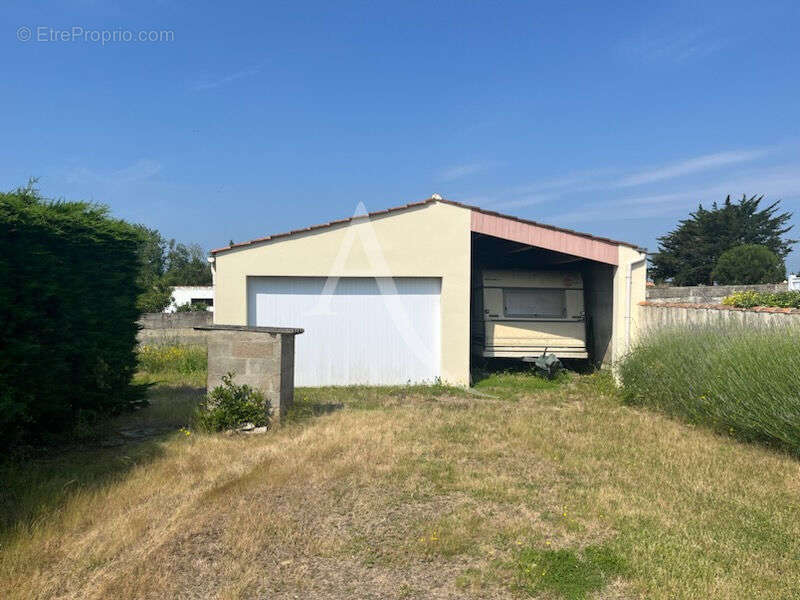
[613, 245, 648, 363]
[212, 201, 473, 385]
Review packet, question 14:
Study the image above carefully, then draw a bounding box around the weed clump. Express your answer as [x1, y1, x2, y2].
[195, 373, 271, 432]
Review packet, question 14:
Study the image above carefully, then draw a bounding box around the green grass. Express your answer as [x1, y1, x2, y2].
[514, 544, 625, 599]
[619, 322, 800, 453]
[473, 369, 568, 398]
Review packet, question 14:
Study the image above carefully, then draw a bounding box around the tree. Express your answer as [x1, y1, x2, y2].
[712, 244, 786, 284]
[133, 229, 212, 313]
[134, 225, 167, 288]
[650, 195, 795, 286]
[163, 241, 212, 286]
[136, 277, 173, 313]
[134, 225, 172, 312]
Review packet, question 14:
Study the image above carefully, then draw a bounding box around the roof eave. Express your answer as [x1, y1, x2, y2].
[210, 197, 645, 256]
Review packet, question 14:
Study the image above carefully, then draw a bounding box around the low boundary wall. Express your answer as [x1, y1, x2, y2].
[639, 301, 800, 330]
[646, 283, 787, 305]
[137, 312, 213, 345]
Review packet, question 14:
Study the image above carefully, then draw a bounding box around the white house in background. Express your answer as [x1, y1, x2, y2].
[165, 286, 215, 312]
[789, 275, 800, 291]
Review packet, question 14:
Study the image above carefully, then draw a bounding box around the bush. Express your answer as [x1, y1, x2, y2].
[712, 244, 785, 284]
[175, 302, 209, 312]
[0, 183, 144, 446]
[137, 345, 207, 375]
[195, 373, 271, 431]
[721, 290, 761, 308]
[137, 278, 173, 313]
[722, 290, 800, 309]
[619, 323, 800, 453]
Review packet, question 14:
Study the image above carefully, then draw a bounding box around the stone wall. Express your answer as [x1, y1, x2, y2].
[137, 311, 213, 346]
[646, 282, 787, 305]
[200, 325, 303, 423]
[639, 301, 800, 331]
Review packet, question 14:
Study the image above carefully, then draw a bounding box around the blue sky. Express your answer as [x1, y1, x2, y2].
[4, 1, 800, 270]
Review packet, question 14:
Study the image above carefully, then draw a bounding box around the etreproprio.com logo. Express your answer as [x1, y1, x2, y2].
[17, 26, 174, 45]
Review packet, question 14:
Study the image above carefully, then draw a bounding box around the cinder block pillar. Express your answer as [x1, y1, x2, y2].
[196, 325, 304, 423]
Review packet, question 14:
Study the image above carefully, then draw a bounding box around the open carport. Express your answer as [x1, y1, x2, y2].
[209, 197, 646, 386]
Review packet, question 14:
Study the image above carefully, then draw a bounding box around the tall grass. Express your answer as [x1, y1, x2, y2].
[136, 345, 207, 386]
[619, 322, 800, 452]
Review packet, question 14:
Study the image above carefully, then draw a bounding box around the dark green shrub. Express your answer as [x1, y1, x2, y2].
[195, 373, 271, 431]
[0, 183, 145, 446]
[619, 324, 800, 453]
[712, 244, 785, 284]
[175, 302, 209, 312]
[764, 291, 800, 308]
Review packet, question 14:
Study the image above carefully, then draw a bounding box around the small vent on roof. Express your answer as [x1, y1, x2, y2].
[431, 193, 443, 200]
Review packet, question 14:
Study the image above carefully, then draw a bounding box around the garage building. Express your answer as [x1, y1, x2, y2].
[210, 198, 647, 386]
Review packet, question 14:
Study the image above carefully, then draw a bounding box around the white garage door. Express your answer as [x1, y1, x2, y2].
[248, 277, 441, 386]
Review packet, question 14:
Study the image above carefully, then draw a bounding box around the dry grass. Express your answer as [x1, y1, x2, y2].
[2, 373, 800, 599]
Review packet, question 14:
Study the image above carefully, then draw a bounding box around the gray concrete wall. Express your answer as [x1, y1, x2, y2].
[202, 325, 303, 423]
[639, 301, 800, 331]
[137, 312, 213, 346]
[646, 282, 787, 305]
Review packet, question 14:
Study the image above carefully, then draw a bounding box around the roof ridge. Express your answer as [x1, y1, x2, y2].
[210, 197, 644, 254]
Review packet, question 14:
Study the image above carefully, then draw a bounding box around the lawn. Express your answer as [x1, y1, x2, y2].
[2, 368, 799, 599]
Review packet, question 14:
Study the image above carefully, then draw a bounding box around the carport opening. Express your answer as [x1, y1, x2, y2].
[470, 232, 614, 377]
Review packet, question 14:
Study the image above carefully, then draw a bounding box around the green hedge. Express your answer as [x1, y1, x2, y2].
[0, 186, 144, 446]
[618, 324, 800, 453]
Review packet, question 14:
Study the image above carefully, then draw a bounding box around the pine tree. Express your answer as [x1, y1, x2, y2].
[650, 195, 796, 286]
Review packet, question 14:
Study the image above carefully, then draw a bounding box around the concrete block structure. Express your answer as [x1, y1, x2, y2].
[197, 325, 303, 422]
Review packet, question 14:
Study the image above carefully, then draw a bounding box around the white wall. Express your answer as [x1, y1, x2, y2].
[166, 286, 215, 313]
